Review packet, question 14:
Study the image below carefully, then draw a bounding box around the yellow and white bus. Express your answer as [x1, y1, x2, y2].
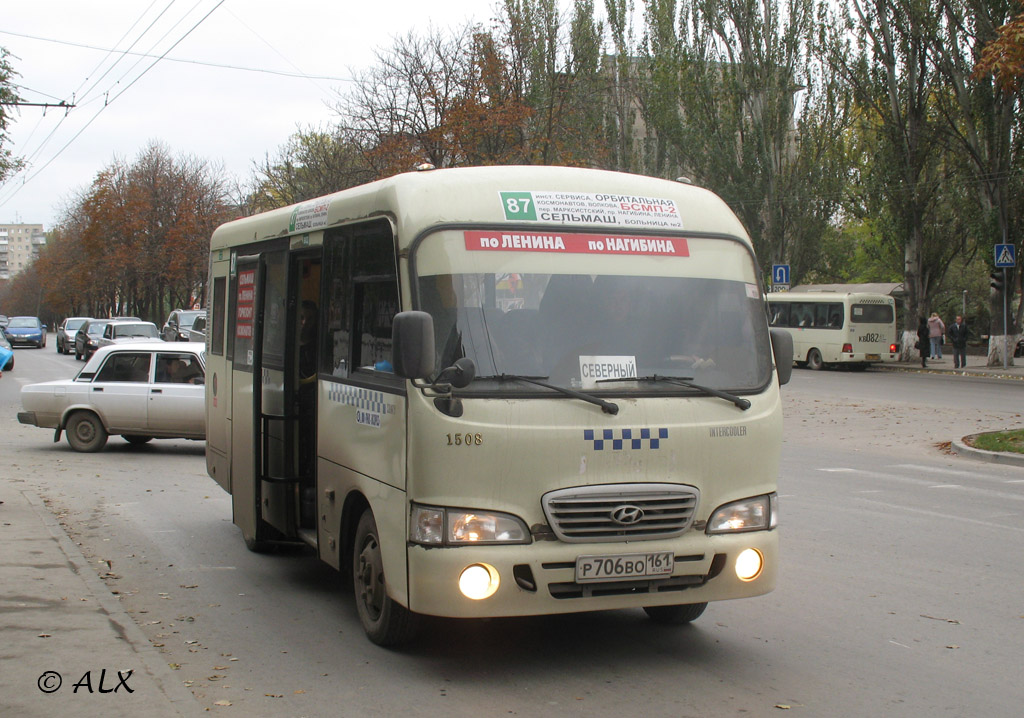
[204, 166, 794, 645]
[766, 291, 898, 370]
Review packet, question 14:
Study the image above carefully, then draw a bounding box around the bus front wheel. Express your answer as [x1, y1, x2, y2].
[806, 348, 824, 371]
[353, 509, 420, 646]
[643, 602, 708, 624]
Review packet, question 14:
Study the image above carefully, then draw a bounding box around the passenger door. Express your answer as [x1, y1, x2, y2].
[89, 352, 152, 432]
[148, 351, 205, 436]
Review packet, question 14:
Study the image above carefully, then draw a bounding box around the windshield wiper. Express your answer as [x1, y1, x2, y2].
[597, 374, 751, 410]
[476, 374, 619, 415]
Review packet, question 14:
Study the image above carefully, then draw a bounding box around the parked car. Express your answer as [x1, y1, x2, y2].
[18, 342, 206, 452]
[162, 309, 206, 342]
[74, 319, 112, 360]
[96, 320, 160, 349]
[0, 331, 13, 370]
[56, 317, 90, 354]
[1016, 336, 1024, 358]
[0, 314, 9, 328]
[4, 316, 47, 348]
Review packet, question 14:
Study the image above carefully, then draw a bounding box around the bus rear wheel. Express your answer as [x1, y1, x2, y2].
[643, 602, 708, 624]
[353, 509, 419, 646]
[806, 348, 824, 370]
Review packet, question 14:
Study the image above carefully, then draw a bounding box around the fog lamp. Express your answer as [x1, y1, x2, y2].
[459, 563, 500, 600]
[735, 548, 763, 581]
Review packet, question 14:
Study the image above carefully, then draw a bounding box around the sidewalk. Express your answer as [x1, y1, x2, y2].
[0, 488, 196, 717]
[872, 351, 1024, 380]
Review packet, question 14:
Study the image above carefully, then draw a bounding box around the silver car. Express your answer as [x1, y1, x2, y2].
[97, 320, 160, 348]
[18, 342, 206, 452]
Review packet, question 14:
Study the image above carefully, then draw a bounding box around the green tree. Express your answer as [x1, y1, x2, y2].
[247, 127, 372, 213]
[633, 0, 851, 283]
[930, 0, 1023, 364]
[0, 47, 25, 182]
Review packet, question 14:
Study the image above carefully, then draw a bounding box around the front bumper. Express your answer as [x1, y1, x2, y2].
[406, 529, 778, 618]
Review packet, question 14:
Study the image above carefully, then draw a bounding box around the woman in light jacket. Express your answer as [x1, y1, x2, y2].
[928, 312, 945, 359]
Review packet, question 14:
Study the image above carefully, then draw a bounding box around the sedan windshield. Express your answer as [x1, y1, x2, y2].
[8, 317, 39, 328]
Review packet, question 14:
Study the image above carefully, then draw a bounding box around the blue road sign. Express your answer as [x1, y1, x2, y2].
[772, 264, 790, 285]
[994, 244, 1016, 268]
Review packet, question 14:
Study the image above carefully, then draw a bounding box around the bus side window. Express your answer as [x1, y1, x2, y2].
[814, 303, 829, 328]
[322, 219, 399, 378]
[828, 303, 843, 328]
[768, 303, 787, 327]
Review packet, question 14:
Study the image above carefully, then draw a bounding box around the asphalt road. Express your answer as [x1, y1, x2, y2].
[2, 346, 1022, 717]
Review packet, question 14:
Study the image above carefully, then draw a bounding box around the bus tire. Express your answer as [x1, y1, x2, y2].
[353, 508, 420, 646]
[244, 533, 273, 553]
[66, 411, 108, 452]
[806, 348, 824, 370]
[643, 602, 708, 625]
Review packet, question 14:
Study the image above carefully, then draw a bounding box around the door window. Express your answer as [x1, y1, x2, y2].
[322, 220, 399, 378]
[95, 353, 152, 383]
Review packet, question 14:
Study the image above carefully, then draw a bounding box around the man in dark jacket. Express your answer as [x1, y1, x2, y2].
[948, 315, 969, 369]
[917, 317, 930, 367]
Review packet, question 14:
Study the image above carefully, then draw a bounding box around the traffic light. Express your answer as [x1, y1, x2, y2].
[990, 271, 1005, 292]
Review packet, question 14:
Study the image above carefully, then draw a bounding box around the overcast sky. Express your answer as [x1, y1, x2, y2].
[0, 0, 509, 228]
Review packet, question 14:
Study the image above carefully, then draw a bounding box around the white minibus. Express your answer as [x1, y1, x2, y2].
[766, 291, 898, 370]
[204, 166, 794, 645]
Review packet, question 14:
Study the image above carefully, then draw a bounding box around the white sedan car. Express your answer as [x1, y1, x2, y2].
[18, 342, 206, 452]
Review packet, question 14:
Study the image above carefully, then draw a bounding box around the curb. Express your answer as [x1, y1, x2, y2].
[872, 364, 1024, 381]
[950, 438, 1024, 468]
[23, 490, 198, 716]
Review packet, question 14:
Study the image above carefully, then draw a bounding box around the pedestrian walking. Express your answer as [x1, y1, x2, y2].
[917, 316, 930, 367]
[928, 312, 945, 359]
[948, 314, 969, 369]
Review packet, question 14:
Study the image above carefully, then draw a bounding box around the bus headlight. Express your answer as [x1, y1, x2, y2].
[410, 504, 531, 545]
[459, 563, 500, 599]
[706, 493, 778, 534]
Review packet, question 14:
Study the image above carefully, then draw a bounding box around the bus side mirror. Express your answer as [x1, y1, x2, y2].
[392, 311, 435, 380]
[770, 329, 794, 386]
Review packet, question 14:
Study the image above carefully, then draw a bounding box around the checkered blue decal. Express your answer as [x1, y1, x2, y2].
[584, 428, 668, 450]
[327, 384, 394, 416]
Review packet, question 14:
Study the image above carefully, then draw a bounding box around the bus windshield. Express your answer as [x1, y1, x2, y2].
[418, 271, 772, 393]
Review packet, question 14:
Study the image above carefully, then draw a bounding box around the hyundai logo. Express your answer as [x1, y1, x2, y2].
[610, 505, 645, 525]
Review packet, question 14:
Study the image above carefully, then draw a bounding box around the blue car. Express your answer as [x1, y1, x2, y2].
[4, 316, 47, 348]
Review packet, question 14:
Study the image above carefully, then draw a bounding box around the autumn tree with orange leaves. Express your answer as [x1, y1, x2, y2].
[976, 3, 1024, 91]
[35, 142, 232, 324]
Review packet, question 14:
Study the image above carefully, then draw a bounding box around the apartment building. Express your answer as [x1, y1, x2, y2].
[0, 223, 47, 280]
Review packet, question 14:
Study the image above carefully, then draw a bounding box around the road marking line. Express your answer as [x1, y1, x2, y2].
[928, 484, 964, 489]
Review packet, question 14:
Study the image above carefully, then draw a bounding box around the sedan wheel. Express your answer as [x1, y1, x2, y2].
[122, 435, 153, 445]
[66, 411, 108, 452]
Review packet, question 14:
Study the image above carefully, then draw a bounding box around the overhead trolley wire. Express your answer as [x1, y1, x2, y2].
[0, 0, 227, 211]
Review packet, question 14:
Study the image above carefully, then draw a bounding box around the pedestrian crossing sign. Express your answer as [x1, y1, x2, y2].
[995, 244, 1015, 268]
